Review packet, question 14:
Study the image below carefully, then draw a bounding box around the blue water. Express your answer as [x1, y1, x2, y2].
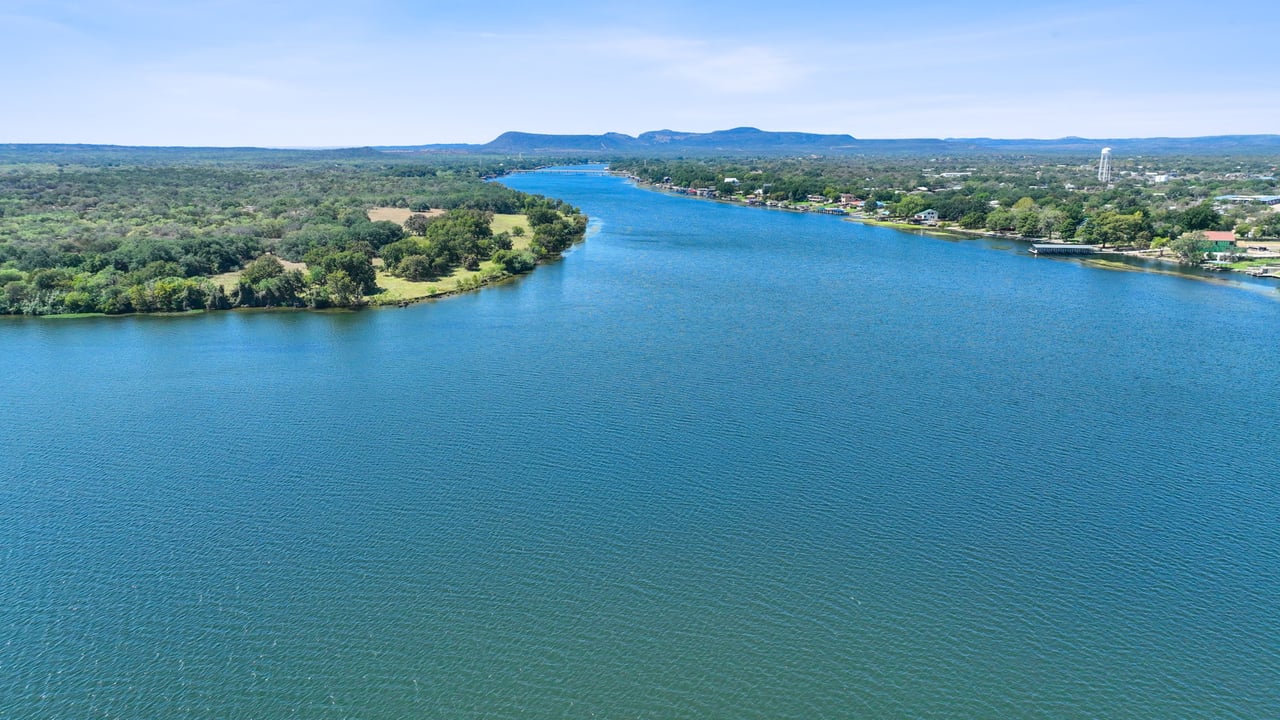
[2, 168, 1278, 719]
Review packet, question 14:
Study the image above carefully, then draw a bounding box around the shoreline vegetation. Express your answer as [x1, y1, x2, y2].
[633, 179, 1280, 287]
[0, 149, 586, 318]
[611, 155, 1280, 288]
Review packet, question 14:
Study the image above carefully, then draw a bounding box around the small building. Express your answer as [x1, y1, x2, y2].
[912, 209, 939, 224]
[723, 177, 739, 185]
[1215, 195, 1280, 205]
[1203, 230, 1238, 251]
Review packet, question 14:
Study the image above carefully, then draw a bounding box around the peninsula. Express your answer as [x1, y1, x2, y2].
[0, 147, 586, 317]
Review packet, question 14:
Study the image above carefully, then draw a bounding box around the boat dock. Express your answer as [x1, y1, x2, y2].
[1031, 244, 1099, 256]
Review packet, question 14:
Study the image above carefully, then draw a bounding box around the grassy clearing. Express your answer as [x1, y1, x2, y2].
[491, 213, 532, 238]
[367, 207, 444, 226]
[369, 261, 505, 305]
[365, 213, 534, 305]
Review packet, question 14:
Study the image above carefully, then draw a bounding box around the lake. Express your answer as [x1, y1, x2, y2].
[2, 167, 1277, 719]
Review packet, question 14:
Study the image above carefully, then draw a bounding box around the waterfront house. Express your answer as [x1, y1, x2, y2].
[912, 209, 940, 224]
[1203, 231, 1238, 252]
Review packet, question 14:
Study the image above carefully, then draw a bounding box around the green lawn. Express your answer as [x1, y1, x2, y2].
[1228, 258, 1280, 270]
[366, 213, 534, 304]
[491, 213, 532, 237]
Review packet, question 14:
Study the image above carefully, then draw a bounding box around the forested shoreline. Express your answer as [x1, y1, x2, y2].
[0, 149, 586, 316]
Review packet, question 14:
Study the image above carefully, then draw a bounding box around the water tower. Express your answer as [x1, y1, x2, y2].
[1097, 147, 1113, 183]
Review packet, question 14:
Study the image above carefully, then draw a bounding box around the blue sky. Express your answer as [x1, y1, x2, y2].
[2, 0, 1276, 146]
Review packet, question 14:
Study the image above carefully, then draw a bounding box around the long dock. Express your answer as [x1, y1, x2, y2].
[1030, 244, 1099, 256]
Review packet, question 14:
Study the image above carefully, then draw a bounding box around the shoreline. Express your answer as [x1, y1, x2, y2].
[626, 178, 1280, 292]
[4, 209, 588, 320]
[2, 271, 528, 321]
[2, 255, 563, 321]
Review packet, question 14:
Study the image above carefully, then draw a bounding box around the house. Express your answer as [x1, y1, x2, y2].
[912, 209, 939, 224]
[1203, 230, 1237, 251]
[723, 177, 739, 185]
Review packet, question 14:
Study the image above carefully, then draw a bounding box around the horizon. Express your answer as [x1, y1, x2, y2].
[8, 127, 1280, 152]
[3, 0, 1278, 146]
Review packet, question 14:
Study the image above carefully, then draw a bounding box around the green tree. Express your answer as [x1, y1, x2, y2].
[491, 249, 536, 274]
[1169, 232, 1209, 262]
[1015, 210, 1044, 237]
[1080, 211, 1149, 247]
[893, 195, 928, 218]
[308, 250, 377, 294]
[326, 270, 364, 306]
[395, 255, 436, 281]
[1180, 203, 1223, 232]
[404, 214, 432, 236]
[985, 209, 1015, 231]
[1258, 213, 1280, 238]
[240, 254, 284, 286]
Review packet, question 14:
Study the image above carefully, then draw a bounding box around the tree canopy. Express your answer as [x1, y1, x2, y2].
[0, 149, 583, 315]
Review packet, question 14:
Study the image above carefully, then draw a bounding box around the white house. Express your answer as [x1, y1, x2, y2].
[912, 209, 939, 224]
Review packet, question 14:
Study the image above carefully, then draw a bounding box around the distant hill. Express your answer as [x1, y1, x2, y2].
[5, 132, 1279, 163]
[380, 127, 859, 156]
[381, 129, 1280, 157]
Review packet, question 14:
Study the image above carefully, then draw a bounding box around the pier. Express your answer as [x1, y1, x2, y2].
[1031, 244, 1099, 256]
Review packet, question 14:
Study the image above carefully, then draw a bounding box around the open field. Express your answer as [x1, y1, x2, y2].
[491, 213, 532, 236]
[367, 207, 444, 226]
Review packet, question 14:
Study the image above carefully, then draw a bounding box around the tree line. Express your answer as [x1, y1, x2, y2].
[0, 149, 584, 315]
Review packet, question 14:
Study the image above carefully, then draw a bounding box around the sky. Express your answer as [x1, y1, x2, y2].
[2, 0, 1277, 146]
